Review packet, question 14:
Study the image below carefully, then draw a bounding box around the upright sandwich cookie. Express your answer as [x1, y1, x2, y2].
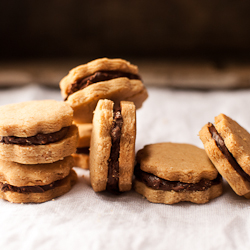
[72, 123, 92, 169]
[0, 100, 78, 164]
[89, 99, 136, 193]
[134, 143, 222, 204]
[199, 113, 250, 198]
[60, 58, 148, 123]
[0, 156, 77, 203]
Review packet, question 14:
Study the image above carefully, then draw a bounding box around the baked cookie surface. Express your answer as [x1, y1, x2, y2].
[0, 125, 78, 164]
[0, 156, 74, 186]
[199, 114, 250, 196]
[0, 169, 77, 204]
[0, 100, 73, 137]
[89, 99, 136, 192]
[134, 142, 222, 204]
[137, 143, 218, 183]
[60, 58, 148, 123]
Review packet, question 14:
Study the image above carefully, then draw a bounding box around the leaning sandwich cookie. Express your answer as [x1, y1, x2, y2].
[60, 58, 148, 123]
[89, 99, 136, 193]
[134, 143, 223, 204]
[72, 123, 92, 169]
[199, 113, 250, 198]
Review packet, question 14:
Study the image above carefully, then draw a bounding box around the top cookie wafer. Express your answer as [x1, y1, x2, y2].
[136, 143, 218, 183]
[0, 100, 73, 137]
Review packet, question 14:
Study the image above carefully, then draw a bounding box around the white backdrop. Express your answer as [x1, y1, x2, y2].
[0, 85, 250, 250]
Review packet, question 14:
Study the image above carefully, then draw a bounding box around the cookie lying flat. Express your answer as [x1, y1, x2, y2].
[199, 113, 250, 197]
[0, 169, 77, 204]
[134, 143, 223, 204]
[89, 99, 136, 192]
[72, 123, 92, 169]
[60, 58, 148, 123]
[0, 156, 74, 186]
[0, 100, 78, 164]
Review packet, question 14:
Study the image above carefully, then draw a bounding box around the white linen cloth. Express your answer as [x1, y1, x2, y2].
[0, 84, 250, 250]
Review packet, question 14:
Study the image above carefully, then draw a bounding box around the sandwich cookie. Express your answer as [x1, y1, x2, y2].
[0, 100, 78, 164]
[199, 113, 250, 198]
[0, 156, 77, 203]
[72, 123, 92, 169]
[134, 143, 223, 204]
[89, 99, 136, 193]
[60, 58, 148, 123]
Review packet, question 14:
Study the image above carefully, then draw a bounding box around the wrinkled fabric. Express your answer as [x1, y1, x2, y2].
[0, 84, 250, 250]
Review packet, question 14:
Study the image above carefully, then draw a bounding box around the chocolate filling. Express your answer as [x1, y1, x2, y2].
[0, 178, 64, 193]
[0, 127, 69, 146]
[106, 107, 123, 193]
[65, 70, 141, 100]
[76, 147, 89, 155]
[134, 164, 221, 192]
[208, 123, 250, 182]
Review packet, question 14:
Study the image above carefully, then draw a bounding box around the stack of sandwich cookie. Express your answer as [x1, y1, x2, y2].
[72, 123, 92, 169]
[89, 99, 136, 193]
[134, 143, 223, 204]
[199, 113, 250, 198]
[60, 58, 148, 123]
[0, 100, 78, 203]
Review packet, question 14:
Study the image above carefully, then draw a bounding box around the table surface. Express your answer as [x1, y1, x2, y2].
[1, 84, 250, 250]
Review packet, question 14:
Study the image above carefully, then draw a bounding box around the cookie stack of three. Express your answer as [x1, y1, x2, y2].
[0, 100, 78, 203]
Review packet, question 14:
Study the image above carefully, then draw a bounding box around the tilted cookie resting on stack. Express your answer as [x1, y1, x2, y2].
[60, 58, 148, 123]
[89, 99, 136, 193]
[0, 100, 78, 203]
[134, 143, 223, 204]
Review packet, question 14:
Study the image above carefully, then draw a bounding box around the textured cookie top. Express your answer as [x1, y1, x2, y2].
[136, 143, 218, 183]
[60, 58, 139, 98]
[0, 100, 73, 137]
[214, 113, 250, 175]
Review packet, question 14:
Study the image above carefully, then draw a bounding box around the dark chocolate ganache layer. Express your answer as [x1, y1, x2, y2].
[106, 107, 123, 193]
[65, 70, 141, 100]
[0, 178, 64, 193]
[134, 164, 222, 192]
[76, 147, 89, 155]
[0, 127, 69, 146]
[208, 123, 250, 182]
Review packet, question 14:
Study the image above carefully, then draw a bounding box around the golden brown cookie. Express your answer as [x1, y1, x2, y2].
[0, 156, 74, 186]
[60, 58, 148, 123]
[0, 169, 77, 204]
[0, 125, 78, 164]
[199, 113, 250, 197]
[89, 99, 136, 192]
[134, 143, 223, 204]
[0, 100, 73, 137]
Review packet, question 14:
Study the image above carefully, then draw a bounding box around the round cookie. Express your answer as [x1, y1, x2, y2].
[0, 169, 77, 204]
[60, 58, 148, 123]
[0, 100, 73, 137]
[0, 156, 74, 186]
[134, 143, 223, 204]
[199, 113, 250, 197]
[89, 99, 136, 192]
[0, 125, 78, 164]
[0, 100, 78, 164]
